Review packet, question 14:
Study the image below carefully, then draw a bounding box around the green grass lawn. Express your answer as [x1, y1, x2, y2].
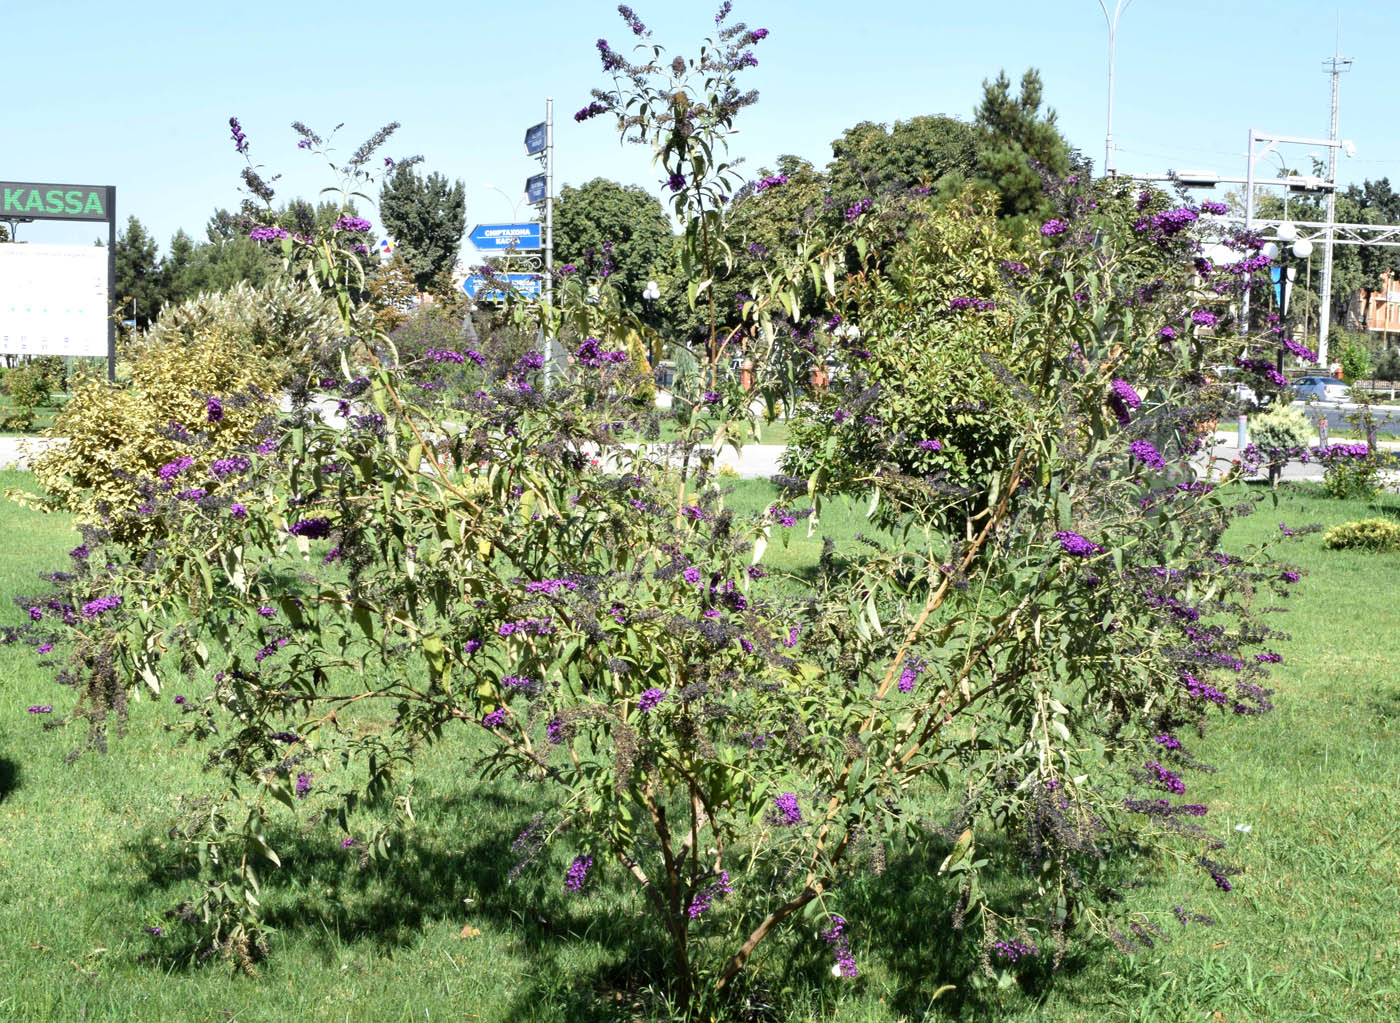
[1, 473, 1397, 1020]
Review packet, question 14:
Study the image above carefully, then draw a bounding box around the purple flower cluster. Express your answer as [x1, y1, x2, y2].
[574, 101, 609, 122]
[1134, 205, 1199, 243]
[176, 488, 208, 501]
[1283, 337, 1317, 362]
[845, 198, 873, 221]
[498, 618, 553, 637]
[482, 707, 507, 728]
[618, 4, 647, 35]
[1053, 531, 1102, 557]
[1144, 760, 1186, 794]
[1190, 309, 1218, 328]
[229, 116, 248, 154]
[897, 656, 926, 694]
[638, 688, 667, 712]
[688, 871, 732, 918]
[991, 938, 1038, 963]
[81, 595, 122, 618]
[666, 172, 686, 192]
[564, 854, 593, 892]
[295, 771, 313, 798]
[288, 517, 333, 539]
[524, 578, 576, 596]
[248, 226, 289, 242]
[230, 503, 248, 519]
[1233, 356, 1287, 389]
[426, 349, 465, 364]
[334, 216, 372, 232]
[1129, 439, 1166, 470]
[575, 338, 628, 367]
[821, 915, 859, 978]
[770, 792, 802, 827]
[1312, 443, 1369, 460]
[948, 297, 995, 312]
[755, 174, 788, 192]
[917, 439, 943, 451]
[210, 457, 251, 476]
[1039, 219, 1068, 237]
[206, 396, 224, 423]
[769, 506, 797, 528]
[157, 456, 194, 480]
[1182, 671, 1228, 705]
[27, 705, 53, 714]
[1200, 200, 1228, 215]
[254, 636, 290, 662]
[1000, 260, 1029, 275]
[1107, 379, 1141, 425]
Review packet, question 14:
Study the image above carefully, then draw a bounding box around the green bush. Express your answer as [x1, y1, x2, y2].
[1323, 517, 1400, 551]
[1251, 402, 1310, 487]
[25, 323, 280, 540]
[0, 365, 52, 431]
[1336, 331, 1374, 385]
[142, 278, 341, 386]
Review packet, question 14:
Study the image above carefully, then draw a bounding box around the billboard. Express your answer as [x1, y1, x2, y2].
[0, 243, 111, 356]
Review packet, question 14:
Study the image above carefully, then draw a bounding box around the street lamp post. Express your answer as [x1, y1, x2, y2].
[1097, 0, 1133, 177]
[481, 183, 525, 222]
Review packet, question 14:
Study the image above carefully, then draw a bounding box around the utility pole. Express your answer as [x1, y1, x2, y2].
[1317, 49, 1352, 368]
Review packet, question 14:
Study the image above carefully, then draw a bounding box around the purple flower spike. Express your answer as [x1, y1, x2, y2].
[564, 854, 593, 892]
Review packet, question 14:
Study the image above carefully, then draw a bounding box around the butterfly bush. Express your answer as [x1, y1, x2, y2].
[3, 5, 1310, 1013]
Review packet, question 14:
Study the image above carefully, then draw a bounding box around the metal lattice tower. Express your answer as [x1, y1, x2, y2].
[1317, 49, 1353, 366]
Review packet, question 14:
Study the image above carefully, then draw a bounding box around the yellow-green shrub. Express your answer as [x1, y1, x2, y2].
[25, 325, 279, 537]
[140, 278, 340, 385]
[1322, 518, 1400, 551]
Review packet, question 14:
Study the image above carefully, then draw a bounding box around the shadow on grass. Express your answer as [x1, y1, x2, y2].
[0, 757, 19, 802]
[111, 785, 677, 1022]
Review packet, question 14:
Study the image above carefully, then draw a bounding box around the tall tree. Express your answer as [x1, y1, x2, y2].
[114, 216, 163, 327]
[973, 68, 1072, 222]
[552, 178, 673, 305]
[379, 166, 466, 292]
[827, 115, 977, 200]
[160, 229, 203, 309]
[1345, 178, 1400, 321]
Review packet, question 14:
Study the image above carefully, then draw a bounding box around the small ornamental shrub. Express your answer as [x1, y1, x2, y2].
[24, 326, 279, 540]
[1, 364, 50, 431]
[1315, 441, 1391, 501]
[1322, 517, 1400, 551]
[1249, 403, 1310, 488]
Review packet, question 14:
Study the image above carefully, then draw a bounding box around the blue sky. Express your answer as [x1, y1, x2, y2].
[8, 1, 1399, 254]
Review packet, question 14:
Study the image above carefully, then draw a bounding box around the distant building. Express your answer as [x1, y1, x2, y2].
[1356, 270, 1400, 344]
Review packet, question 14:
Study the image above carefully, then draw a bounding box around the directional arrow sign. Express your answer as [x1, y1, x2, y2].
[462, 272, 542, 302]
[469, 222, 541, 251]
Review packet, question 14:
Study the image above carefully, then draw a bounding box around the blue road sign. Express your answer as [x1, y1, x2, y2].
[524, 122, 546, 155]
[462, 272, 542, 302]
[469, 222, 541, 250]
[525, 173, 547, 204]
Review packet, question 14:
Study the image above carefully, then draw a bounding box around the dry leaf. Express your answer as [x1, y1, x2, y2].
[458, 924, 481, 939]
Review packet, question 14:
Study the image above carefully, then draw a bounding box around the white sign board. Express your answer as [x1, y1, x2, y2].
[0, 243, 109, 356]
